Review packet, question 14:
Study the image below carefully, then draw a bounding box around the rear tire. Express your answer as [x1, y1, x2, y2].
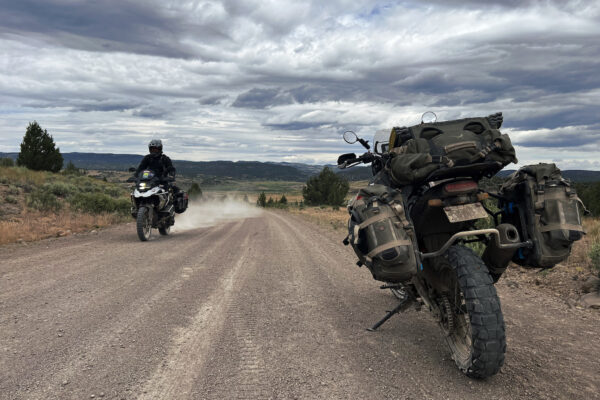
[136, 206, 152, 241]
[158, 226, 170, 236]
[443, 245, 506, 378]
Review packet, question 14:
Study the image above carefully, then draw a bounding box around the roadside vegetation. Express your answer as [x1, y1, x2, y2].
[0, 165, 130, 245]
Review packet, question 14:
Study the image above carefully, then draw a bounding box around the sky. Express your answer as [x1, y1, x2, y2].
[1, 0, 599, 169]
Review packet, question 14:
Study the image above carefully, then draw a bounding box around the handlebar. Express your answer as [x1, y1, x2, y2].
[338, 152, 379, 169]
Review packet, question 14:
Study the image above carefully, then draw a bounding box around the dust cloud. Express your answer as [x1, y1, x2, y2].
[173, 197, 263, 232]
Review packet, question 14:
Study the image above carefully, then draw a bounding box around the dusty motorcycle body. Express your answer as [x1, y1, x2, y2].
[128, 169, 179, 241]
[338, 118, 531, 378]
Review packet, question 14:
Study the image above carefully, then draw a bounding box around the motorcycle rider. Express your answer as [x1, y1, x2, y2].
[135, 139, 181, 195]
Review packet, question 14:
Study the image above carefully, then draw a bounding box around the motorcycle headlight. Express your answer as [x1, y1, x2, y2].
[138, 182, 148, 190]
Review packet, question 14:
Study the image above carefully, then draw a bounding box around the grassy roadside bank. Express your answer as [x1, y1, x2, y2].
[0, 166, 130, 245]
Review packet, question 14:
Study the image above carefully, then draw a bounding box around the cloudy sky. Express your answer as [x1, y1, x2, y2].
[1, 0, 599, 169]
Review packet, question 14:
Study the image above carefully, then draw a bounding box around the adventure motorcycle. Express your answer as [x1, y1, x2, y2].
[127, 169, 188, 241]
[338, 113, 536, 379]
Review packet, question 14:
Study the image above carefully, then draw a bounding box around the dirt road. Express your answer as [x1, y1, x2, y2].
[1, 210, 599, 399]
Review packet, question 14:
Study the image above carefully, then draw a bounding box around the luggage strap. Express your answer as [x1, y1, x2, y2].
[535, 192, 590, 215]
[357, 208, 395, 230]
[444, 141, 478, 153]
[365, 240, 413, 261]
[574, 194, 590, 215]
[538, 223, 584, 233]
[427, 139, 455, 167]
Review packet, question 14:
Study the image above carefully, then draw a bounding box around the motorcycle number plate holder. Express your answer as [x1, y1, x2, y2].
[444, 203, 488, 223]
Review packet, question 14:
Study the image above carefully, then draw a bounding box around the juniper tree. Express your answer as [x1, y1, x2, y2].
[17, 122, 63, 172]
[256, 191, 267, 207]
[188, 182, 203, 199]
[302, 167, 349, 206]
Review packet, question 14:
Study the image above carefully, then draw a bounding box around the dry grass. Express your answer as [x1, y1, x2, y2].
[288, 205, 349, 230]
[567, 217, 600, 270]
[0, 166, 130, 245]
[0, 208, 128, 245]
[0, 166, 49, 186]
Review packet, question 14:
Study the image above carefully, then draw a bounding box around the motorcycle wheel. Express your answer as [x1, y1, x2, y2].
[443, 245, 506, 379]
[158, 226, 170, 236]
[136, 206, 152, 241]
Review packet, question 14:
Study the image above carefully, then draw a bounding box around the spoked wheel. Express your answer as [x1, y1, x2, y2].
[136, 206, 152, 241]
[158, 225, 170, 236]
[441, 245, 506, 379]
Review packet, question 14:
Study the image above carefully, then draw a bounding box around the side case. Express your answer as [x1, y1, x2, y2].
[345, 185, 417, 283]
[174, 191, 189, 214]
[500, 163, 585, 268]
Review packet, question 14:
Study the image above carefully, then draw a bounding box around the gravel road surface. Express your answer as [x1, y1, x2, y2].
[1, 210, 599, 399]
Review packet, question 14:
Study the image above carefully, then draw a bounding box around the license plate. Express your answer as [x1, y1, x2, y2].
[444, 203, 488, 223]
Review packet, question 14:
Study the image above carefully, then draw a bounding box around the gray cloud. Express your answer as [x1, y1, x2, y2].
[232, 88, 293, 109]
[0, 0, 599, 168]
[0, 0, 231, 58]
[264, 121, 330, 131]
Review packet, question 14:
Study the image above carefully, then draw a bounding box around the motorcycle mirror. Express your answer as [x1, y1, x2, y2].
[343, 131, 358, 144]
[128, 167, 136, 172]
[421, 111, 437, 124]
[337, 153, 357, 167]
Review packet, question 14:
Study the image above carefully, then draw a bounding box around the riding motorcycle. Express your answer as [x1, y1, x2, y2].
[127, 169, 187, 241]
[338, 113, 531, 379]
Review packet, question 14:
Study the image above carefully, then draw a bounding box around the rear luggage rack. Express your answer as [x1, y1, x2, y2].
[419, 228, 531, 259]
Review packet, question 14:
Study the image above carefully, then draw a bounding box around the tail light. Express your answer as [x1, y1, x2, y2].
[444, 180, 478, 195]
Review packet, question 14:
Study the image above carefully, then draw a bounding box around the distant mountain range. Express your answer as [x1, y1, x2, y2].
[0, 152, 325, 181]
[2, 152, 600, 182]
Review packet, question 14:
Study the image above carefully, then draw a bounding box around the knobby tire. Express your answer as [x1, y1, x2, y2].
[136, 206, 152, 241]
[445, 245, 506, 378]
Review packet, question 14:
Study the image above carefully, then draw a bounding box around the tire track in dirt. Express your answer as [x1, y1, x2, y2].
[219, 304, 269, 400]
[2, 211, 599, 400]
[265, 211, 438, 399]
[138, 233, 255, 399]
[3, 219, 250, 399]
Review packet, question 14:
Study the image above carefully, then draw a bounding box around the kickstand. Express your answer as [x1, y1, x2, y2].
[367, 294, 415, 332]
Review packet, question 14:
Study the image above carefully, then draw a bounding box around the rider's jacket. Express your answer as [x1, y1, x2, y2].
[135, 153, 176, 181]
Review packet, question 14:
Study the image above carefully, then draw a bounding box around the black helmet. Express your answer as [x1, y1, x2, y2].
[148, 139, 163, 157]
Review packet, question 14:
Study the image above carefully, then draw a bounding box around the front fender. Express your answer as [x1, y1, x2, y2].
[134, 186, 161, 197]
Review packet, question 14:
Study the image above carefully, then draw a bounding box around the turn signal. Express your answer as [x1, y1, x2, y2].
[477, 193, 490, 201]
[428, 199, 443, 207]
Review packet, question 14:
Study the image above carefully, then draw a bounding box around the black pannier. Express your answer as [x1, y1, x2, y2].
[344, 184, 417, 283]
[174, 191, 189, 214]
[499, 163, 586, 268]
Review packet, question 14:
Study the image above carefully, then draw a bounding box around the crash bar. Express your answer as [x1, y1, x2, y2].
[419, 228, 531, 260]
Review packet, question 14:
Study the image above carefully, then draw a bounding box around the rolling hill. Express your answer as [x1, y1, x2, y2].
[1, 152, 599, 182]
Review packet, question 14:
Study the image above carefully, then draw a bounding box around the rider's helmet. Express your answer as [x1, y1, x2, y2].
[148, 139, 163, 158]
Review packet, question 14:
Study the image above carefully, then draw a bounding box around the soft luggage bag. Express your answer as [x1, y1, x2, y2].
[387, 113, 517, 186]
[174, 191, 189, 214]
[500, 163, 586, 268]
[345, 185, 417, 282]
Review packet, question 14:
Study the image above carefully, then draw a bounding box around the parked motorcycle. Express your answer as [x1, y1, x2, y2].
[337, 113, 582, 379]
[127, 169, 188, 241]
